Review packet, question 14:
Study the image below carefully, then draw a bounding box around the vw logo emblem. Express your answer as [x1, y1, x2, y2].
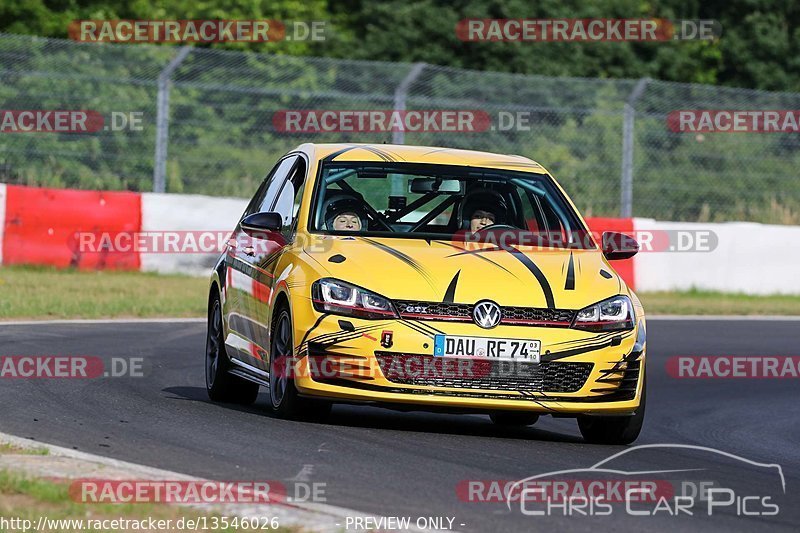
[473, 300, 502, 329]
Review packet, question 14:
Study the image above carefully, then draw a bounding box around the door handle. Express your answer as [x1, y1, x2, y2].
[243, 246, 255, 257]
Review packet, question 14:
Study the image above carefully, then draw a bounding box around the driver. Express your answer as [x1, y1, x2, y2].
[470, 209, 496, 232]
[460, 189, 509, 233]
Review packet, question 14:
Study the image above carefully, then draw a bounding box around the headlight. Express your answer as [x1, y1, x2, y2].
[312, 278, 398, 319]
[572, 295, 634, 332]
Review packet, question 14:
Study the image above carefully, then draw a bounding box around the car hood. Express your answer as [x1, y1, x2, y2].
[302, 235, 625, 310]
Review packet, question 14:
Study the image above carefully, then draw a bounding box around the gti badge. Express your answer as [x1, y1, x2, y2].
[472, 300, 502, 329]
[381, 330, 394, 348]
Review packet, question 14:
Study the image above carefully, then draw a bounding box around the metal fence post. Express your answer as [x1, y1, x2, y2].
[391, 63, 427, 195]
[620, 77, 651, 218]
[153, 46, 192, 193]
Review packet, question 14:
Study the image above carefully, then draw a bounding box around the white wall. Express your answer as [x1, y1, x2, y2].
[140, 192, 248, 275]
[634, 218, 800, 295]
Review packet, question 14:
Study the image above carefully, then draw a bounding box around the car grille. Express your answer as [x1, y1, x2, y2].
[394, 300, 576, 327]
[375, 352, 593, 393]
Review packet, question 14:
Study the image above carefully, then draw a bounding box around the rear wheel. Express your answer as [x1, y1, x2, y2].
[577, 382, 646, 445]
[489, 412, 540, 427]
[268, 307, 331, 422]
[205, 292, 259, 405]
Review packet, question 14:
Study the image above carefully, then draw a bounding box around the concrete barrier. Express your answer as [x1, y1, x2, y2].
[634, 218, 800, 295]
[140, 192, 248, 276]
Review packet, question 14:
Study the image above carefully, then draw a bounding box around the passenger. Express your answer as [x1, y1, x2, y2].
[324, 194, 368, 232]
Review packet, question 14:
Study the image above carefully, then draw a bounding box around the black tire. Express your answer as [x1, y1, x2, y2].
[205, 291, 259, 405]
[489, 412, 540, 426]
[268, 306, 332, 422]
[577, 381, 646, 445]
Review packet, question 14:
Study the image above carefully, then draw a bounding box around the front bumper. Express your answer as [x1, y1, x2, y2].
[291, 306, 646, 415]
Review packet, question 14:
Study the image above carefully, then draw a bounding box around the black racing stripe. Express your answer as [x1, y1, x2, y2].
[517, 391, 559, 412]
[407, 319, 445, 335]
[399, 320, 436, 339]
[542, 328, 636, 361]
[506, 247, 555, 308]
[547, 330, 622, 347]
[565, 252, 575, 290]
[364, 146, 402, 162]
[434, 241, 521, 279]
[358, 146, 392, 162]
[296, 313, 330, 351]
[301, 322, 383, 349]
[361, 237, 436, 287]
[542, 338, 617, 361]
[322, 145, 359, 162]
[443, 270, 461, 303]
[382, 148, 405, 161]
[625, 320, 646, 361]
[310, 329, 379, 349]
[400, 318, 446, 337]
[445, 246, 504, 257]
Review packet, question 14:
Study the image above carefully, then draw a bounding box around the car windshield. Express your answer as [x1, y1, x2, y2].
[310, 162, 593, 248]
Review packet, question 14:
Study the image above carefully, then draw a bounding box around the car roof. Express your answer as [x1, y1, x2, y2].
[298, 143, 547, 173]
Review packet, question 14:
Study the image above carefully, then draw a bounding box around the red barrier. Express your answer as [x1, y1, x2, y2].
[584, 217, 635, 290]
[2, 185, 141, 270]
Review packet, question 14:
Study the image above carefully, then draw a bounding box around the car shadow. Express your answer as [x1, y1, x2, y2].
[162, 385, 585, 444]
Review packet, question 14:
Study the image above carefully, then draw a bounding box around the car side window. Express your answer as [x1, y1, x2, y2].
[243, 155, 300, 219]
[272, 157, 308, 238]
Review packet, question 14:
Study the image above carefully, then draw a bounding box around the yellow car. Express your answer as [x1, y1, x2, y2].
[205, 143, 645, 444]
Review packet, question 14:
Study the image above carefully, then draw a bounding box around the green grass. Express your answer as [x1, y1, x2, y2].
[0, 469, 296, 532]
[0, 443, 49, 455]
[0, 265, 798, 319]
[639, 289, 800, 316]
[0, 265, 206, 319]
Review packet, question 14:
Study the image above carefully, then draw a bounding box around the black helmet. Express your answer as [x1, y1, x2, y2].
[460, 189, 508, 229]
[323, 192, 369, 230]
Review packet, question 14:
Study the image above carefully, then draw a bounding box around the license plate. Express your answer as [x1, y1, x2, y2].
[433, 335, 540, 362]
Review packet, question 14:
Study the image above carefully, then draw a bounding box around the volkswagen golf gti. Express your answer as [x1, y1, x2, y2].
[205, 143, 646, 444]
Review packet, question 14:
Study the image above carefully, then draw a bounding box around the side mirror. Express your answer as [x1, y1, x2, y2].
[241, 212, 282, 238]
[601, 231, 639, 260]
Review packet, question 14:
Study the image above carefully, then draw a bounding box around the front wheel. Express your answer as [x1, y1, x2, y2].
[268, 307, 331, 422]
[577, 382, 646, 445]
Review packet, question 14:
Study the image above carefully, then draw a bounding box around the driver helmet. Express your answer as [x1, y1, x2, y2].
[460, 189, 508, 229]
[323, 192, 369, 231]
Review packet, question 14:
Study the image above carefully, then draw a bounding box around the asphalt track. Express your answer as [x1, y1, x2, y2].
[1, 319, 798, 532]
